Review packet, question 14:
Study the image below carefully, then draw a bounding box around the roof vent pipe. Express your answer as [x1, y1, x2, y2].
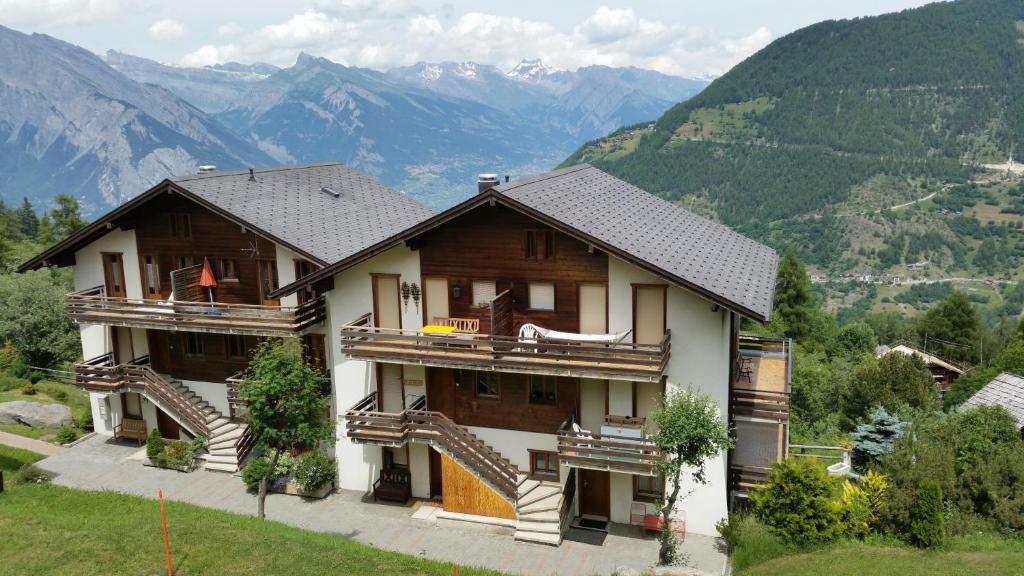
[321, 186, 340, 198]
[504, 175, 510, 183]
[477, 173, 498, 194]
[248, 168, 256, 182]
[198, 165, 216, 174]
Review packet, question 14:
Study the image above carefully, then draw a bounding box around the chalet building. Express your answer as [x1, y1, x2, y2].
[18, 163, 433, 471]
[876, 343, 965, 392]
[21, 162, 789, 546]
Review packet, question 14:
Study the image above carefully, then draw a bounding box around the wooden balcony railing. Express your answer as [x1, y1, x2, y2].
[66, 286, 326, 337]
[345, 391, 519, 502]
[556, 417, 663, 476]
[339, 313, 670, 382]
[74, 355, 209, 437]
[731, 387, 789, 421]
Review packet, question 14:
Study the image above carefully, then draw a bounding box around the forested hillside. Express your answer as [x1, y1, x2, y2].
[565, 0, 1024, 281]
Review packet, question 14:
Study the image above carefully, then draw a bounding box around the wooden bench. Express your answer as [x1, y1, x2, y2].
[373, 468, 412, 503]
[114, 417, 148, 445]
[432, 317, 480, 334]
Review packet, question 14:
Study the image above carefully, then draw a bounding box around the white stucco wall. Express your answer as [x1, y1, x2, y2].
[608, 255, 731, 536]
[464, 425, 560, 473]
[275, 244, 302, 308]
[179, 379, 231, 415]
[327, 246, 422, 492]
[73, 229, 143, 362]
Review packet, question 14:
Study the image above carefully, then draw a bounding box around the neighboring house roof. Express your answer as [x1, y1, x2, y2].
[19, 162, 435, 272]
[962, 372, 1024, 430]
[273, 164, 779, 322]
[877, 344, 965, 375]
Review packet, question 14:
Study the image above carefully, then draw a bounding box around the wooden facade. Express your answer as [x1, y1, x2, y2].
[417, 205, 608, 334]
[146, 330, 258, 382]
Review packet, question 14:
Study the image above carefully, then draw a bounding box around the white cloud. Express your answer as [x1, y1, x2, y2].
[171, 5, 775, 77]
[217, 22, 243, 37]
[0, 0, 118, 25]
[148, 18, 186, 41]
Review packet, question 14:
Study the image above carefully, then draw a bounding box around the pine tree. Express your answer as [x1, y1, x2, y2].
[16, 198, 38, 239]
[851, 407, 908, 467]
[773, 249, 816, 340]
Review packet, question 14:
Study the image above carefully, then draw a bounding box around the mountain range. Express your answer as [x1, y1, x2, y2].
[566, 0, 1024, 291]
[0, 23, 707, 215]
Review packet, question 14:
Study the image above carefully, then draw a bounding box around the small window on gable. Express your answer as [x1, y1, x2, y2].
[142, 255, 161, 297]
[525, 230, 554, 260]
[543, 231, 555, 260]
[528, 281, 555, 311]
[295, 260, 318, 304]
[218, 258, 239, 281]
[169, 214, 191, 239]
[472, 280, 496, 307]
[525, 230, 537, 260]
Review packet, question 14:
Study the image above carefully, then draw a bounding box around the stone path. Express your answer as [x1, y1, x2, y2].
[35, 435, 727, 575]
[0, 430, 64, 456]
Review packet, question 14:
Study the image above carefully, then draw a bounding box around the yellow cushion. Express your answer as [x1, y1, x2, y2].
[422, 325, 456, 334]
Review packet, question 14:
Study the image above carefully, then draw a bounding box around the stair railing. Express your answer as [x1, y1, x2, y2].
[122, 364, 209, 437]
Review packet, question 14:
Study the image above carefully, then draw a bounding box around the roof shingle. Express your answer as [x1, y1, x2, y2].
[962, 372, 1024, 430]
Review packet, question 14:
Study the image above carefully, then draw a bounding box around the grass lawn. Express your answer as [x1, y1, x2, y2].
[0, 377, 91, 443]
[736, 536, 1024, 576]
[0, 444, 44, 472]
[0, 483, 507, 576]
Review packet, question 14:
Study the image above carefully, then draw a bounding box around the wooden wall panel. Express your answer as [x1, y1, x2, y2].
[440, 452, 516, 519]
[443, 368, 577, 434]
[164, 331, 258, 382]
[418, 205, 608, 335]
[125, 194, 280, 305]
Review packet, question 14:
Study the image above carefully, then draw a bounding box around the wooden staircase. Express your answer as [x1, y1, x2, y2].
[169, 381, 252, 473]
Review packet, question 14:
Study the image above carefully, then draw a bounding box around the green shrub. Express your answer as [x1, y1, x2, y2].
[725, 515, 791, 572]
[292, 451, 335, 492]
[242, 456, 273, 491]
[274, 452, 296, 477]
[0, 342, 18, 372]
[0, 374, 24, 391]
[11, 464, 51, 485]
[19, 382, 36, 395]
[55, 428, 78, 444]
[910, 479, 945, 548]
[751, 457, 843, 544]
[146, 429, 165, 461]
[161, 441, 194, 468]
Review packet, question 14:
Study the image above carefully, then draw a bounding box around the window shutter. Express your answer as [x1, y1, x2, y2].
[528, 282, 555, 311]
[472, 280, 496, 306]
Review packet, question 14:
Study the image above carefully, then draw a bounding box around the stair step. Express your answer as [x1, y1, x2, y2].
[204, 454, 240, 465]
[516, 519, 561, 533]
[207, 418, 231, 431]
[209, 427, 245, 444]
[518, 507, 561, 522]
[518, 486, 561, 508]
[518, 479, 541, 498]
[518, 499, 561, 514]
[204, 462, 239, 473]
[209, 447, 239, 457]
[514, 530, 562, 546]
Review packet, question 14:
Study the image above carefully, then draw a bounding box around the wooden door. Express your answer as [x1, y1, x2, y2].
[378, 363, 405, 413]
[257, 260, 279, 306]
[429, 447, 443, 499]
[156, 407, 181, 440]
[578, 283, 608, 334]
[579, 469, 610, 518]
[112, 327, 134, 365]
[633, 285, 667, 345]
[146, 330, 172, 373]
[102, 253, 127, 298]
[372, 274, 401, 329]
[422, 277, 449, 325]
[426, 367, 455, 418]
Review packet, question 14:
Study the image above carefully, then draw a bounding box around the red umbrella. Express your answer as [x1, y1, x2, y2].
[199, 257, 217, 310]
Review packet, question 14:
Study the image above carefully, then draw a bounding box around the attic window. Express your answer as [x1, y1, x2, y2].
[321, 186, 340, 198]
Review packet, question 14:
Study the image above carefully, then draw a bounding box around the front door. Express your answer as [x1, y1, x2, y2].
[426, 367, 455, 418]
[372, 274, 401, 329]
[156, 407, 181, 440]
[579, 469, 610, 518]
[422, 277, 449, 325]
[578, 283, 608, 334]
[111, 327, 134, 364]
[633, 285, 667, 345]
[257, 260, 279, 306]
[102, 253, 127, 298]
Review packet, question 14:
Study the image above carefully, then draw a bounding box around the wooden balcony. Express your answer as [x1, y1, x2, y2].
[66, 286, 326, 337]
[339, 313, 670, 382]
[731, 335, 791, 423]
[556, 416, 663, 476]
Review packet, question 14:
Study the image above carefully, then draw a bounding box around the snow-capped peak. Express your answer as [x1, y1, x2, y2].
[506, 58, 560, 81]
[418, 61, 481, 81]
[420, 63, 443, 81]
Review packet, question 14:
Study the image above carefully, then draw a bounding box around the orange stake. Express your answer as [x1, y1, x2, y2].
[159, 489, 173, 576]
[452, 564, 458, 576]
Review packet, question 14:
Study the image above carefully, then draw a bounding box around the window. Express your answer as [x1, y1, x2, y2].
[225, 335, 246, 360]
[175, 255, 195, 270]
[218, 258, 239, 281]
[169, 214, 191, 239]
[475, 371, 500, 399]
[634, 473, 665, 503]
[530, 450, 559, 480]
[295, 260, 318, 304]
[525, 230, 554, 260]
[183, 333, 205, 357]
[257, 260, 279, 305]
[142, 255, 161, 297]
[529, 375, 556, 404]
[528, 282, 555, 311]
[471, 280, 496, 307]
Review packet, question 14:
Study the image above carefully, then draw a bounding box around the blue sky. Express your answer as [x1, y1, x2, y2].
[0, 0, 936, 76]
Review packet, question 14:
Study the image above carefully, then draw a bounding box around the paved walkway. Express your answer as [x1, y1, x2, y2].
[0, 430, 64, 456]
[36, 435, 727, 575]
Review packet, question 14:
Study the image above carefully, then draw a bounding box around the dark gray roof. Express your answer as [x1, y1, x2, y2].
[172, 163, 434, 265]
[962, 372, 1024, 430]
[495, 165, 778, 321]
